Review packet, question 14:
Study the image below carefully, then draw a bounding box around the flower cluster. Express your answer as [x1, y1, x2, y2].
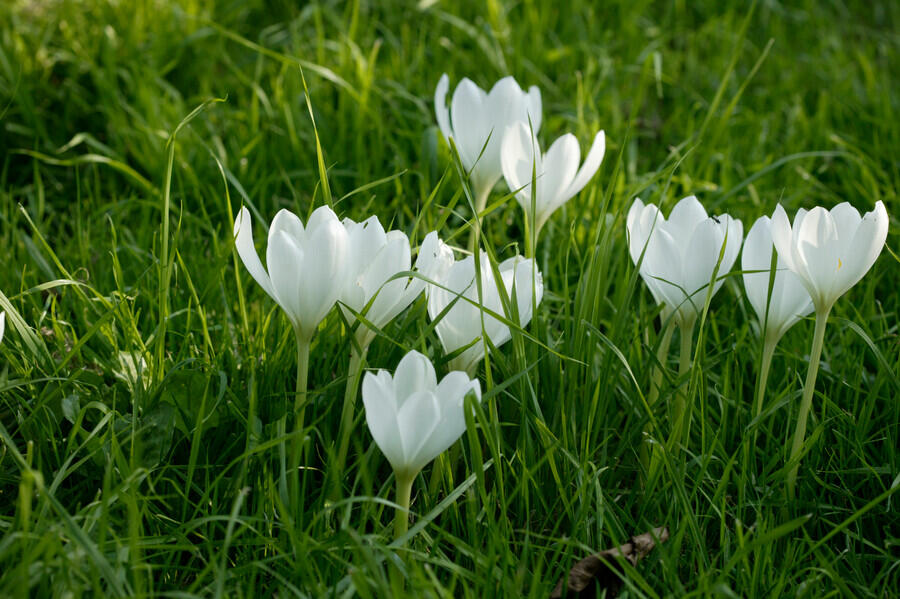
[435, 74, 606, 249]
[232, 198, 543, 528]
[1, 73, 891, 550]
[625, 195, 888, 494]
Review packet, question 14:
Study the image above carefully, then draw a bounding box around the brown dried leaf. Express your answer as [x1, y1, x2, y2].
[550, 527, 669, 599]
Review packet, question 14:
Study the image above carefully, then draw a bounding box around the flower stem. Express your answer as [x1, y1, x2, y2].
[670, 319, 695, 452]
[754, 334, 778, 420]
[394, 472, 414, 541]
[289, 333, 311, 514]
[328, 345, 367, 503]
[640, 318, 675, 477]
[467, 183, 492, 253]
[786, 306, 830, 499]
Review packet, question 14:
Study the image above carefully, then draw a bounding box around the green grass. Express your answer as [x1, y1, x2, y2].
[1, 0, 898, 596]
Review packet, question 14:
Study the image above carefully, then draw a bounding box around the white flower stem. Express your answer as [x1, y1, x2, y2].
[467, 183, 492, 253]
[640, 318, 675, 477]
[754, 334, 778, 420]
[787, 305, 830, 499]
[525, 214, 543, 260]
[289, 332, 311, 512]
[670, 318, 695, 451]
[394, 472, 414, 541]
[525, 221, 535, 259]
[390, 471, 415, 590]
[328, 345, 367, 503]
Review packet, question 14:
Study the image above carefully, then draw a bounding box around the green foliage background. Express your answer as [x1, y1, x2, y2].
[0, 0, 897, 596]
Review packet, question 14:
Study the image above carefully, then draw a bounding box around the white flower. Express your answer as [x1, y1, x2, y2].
[0, 312, 5, 344]
[434, 74, 542, 207]
[341, 217, 445, 348]
[770, 202, 889, 312]
[742, 216, 814, 341]
[341, 221, 451, 348]
[362, 350, 481, 477]
[626, 196, 743, 327]
[427, 246, 543, 373]
[501, 122, 605, 237]
[233, 206, 349, 340]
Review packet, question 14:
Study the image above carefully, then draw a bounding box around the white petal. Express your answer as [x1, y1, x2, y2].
[435, 371, 481, 409]
[526, 85, 543, 134]
[667, 195, 708, 243]
[306, 204, 342, 233]
[266, 230, 305, 324]
[362, 370, 404, 471]
[682, 219, 727, 306]
[394, 350, 439, 400]
[296, 215, 348, 333]
[422, 373, 481, 462]
[360, 230, 409, 295]
[772, 271, 814, 338]
[714, 215, 743, 294]
[833, 201, 889, 300]
[485, 76, 529, 153]
[270, 208, 306, 246]
[796, 206, 840, 304]
[363, 231, 414, 327]
[507, 256, 544, 321]
[348, 215, 387, 271]
[564, 130, 605, 200]
[417, 232, 455, 293]
[536, 133, 580, 218]
[429, 256, 478, 355]
[342, 216, 387, 312]
[626, 198, 663, 266]
[643, 228, 687, 313]
[0, 311, 5, 344]
[626, 198, 646, 236]
[742, 216, 775, 324]
[450, 78, 488, 171]
[397, 390, 442, 473]
[770, 204, 798, 274]
[829, 202, 863, 254]
[434, 73, 453, 141]
[500, 122, 537, 207]
[233, 207, 277, 301]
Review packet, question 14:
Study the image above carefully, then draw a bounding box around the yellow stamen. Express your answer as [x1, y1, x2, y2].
[838, 258, 842, 270]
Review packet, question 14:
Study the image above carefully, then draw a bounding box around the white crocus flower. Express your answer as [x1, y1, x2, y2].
[501, 122, 605, 244]
[626, 195, 743, 461]
[233, 204, 351, 501]
[742, 215, 814, 343]
[233, 205, 349, 342]
[341, 217, 445, 349]
[363, 349, 481, 479]
[769, 201, 889, 498]
[434, 74, 542, 213]
[770, 202, 889, 313]
[362, 349, 481, 539]
[626, 196, 743, 329]
[0, 312, 5, 344]
[426, 243, 543, 374]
